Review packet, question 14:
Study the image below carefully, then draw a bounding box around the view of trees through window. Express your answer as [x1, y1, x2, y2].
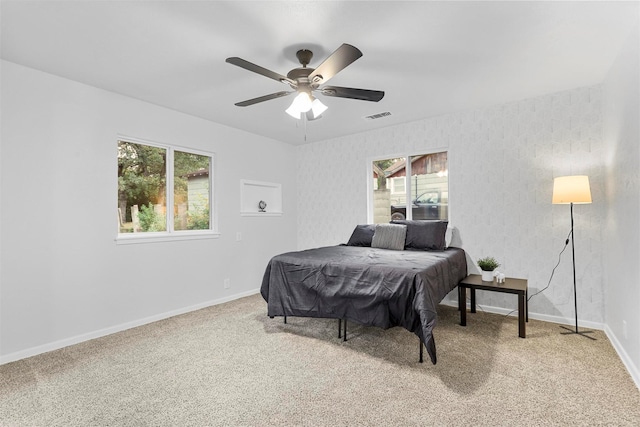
[118, 140, 211, 234]
[372, 152, 448, 224]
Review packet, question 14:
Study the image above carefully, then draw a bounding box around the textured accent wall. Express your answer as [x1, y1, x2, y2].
[297, 86, 605, 323]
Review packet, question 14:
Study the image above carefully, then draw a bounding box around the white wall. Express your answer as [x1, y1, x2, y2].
[603, 22, 640, 385]
[297, 86, 606, 327]
[0, 61, 297, 361]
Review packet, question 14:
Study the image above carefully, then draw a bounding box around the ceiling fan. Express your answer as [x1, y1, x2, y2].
[226, 43, 384, 120]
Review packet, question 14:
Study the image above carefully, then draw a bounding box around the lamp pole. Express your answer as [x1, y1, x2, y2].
[560, 202, 595, 339]
[570, 202, 578, 333]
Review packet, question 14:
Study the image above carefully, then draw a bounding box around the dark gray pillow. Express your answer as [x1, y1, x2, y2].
[390, 220, 448, 250]
[371, 224, 407, 251]
[346, 224, 377, 247]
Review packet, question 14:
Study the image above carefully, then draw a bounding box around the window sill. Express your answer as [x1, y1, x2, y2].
[115, 231, 221, 245]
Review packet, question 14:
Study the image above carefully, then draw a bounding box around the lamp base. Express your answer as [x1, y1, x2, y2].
[559, 325, 596, 340]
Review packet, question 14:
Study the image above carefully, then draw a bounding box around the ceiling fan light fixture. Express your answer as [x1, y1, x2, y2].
[286, 91, 315, 119]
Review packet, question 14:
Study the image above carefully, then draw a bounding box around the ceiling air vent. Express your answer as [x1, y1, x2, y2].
[363, 111, 391, 121]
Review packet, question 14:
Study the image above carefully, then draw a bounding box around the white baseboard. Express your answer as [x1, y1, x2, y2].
[0, 289, 261, 365]
[440, 300, 604, 330]
[604, 325, 640, 391]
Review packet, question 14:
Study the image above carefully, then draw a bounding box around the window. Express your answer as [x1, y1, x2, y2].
[371, 151, 448, 224]
[390, 177, 405, 195]
[117, 138, 215, 242]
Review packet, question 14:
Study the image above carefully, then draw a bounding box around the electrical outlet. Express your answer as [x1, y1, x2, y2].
[623, 320, 628, 339]
[236, 232, 242, 241]
[224, 278, 230, 289]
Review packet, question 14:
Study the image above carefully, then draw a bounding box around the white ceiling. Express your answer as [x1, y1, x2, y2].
[1, 1, 638, 145]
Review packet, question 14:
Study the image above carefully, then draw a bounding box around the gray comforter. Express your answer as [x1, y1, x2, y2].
[260, 245, 467, 364]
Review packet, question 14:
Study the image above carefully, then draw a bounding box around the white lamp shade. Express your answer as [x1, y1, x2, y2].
[311, 98, 328, 118]
[285, 104, 301, 119]
[552, 175, 592, 204]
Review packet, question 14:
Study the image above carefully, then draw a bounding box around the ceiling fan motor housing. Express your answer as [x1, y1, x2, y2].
[287, 67, 318, 90]
[287, 49, 323, 90]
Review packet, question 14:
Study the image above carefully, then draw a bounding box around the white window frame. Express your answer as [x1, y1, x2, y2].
[367, 148, 449, 223]
[116, 136, 219, 245]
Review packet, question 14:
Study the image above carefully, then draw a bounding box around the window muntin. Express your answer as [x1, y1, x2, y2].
[117, 139, 214, 240]
[371, 151, 448, 224]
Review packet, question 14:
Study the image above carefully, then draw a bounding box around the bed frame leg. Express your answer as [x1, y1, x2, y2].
[284, 316, 287, 324]
[419, 340, 424, 363]
[338, 319, 347, 341]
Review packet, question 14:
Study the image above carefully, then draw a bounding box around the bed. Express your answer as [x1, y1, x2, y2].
[260, 220, 468, 364]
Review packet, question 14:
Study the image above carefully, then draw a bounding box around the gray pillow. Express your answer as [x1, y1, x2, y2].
[371, 224, 407, 251]
[346, 224, 377, 247]
[390, 220, 448, 250]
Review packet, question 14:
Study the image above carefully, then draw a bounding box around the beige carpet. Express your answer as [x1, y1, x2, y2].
[1, 293, 639, 426]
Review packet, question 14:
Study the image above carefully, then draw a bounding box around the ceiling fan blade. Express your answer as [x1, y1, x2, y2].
[226, 57, 295, 86]
[320, 86, 385, 102]
[308, 44, 362, 85]
[234, 91, 293, 107]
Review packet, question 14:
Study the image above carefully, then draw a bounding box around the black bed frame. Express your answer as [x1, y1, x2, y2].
[276, 315, 425, 363]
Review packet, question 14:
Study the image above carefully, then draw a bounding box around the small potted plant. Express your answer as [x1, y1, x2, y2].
[477, 256, 500, 282]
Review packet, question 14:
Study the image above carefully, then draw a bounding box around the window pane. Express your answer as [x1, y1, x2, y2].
[391, 177, 405, 195]
[117, 141, 167, 233]
[174, 151, 210, 231]
[372, 152, 448, 223]
[409, 152, 448, 220]
[372, 157, 406, 224]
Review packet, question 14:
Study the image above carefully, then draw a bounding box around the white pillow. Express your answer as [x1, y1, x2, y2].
[371, 224, 407, 251]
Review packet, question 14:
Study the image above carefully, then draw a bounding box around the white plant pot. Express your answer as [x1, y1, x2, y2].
[481, 270, 494, 282]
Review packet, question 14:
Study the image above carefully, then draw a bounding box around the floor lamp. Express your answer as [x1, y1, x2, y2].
[552, 175, 595, 340]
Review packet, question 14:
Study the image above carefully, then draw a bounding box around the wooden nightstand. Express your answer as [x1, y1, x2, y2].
[458, 274, 528, 338]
